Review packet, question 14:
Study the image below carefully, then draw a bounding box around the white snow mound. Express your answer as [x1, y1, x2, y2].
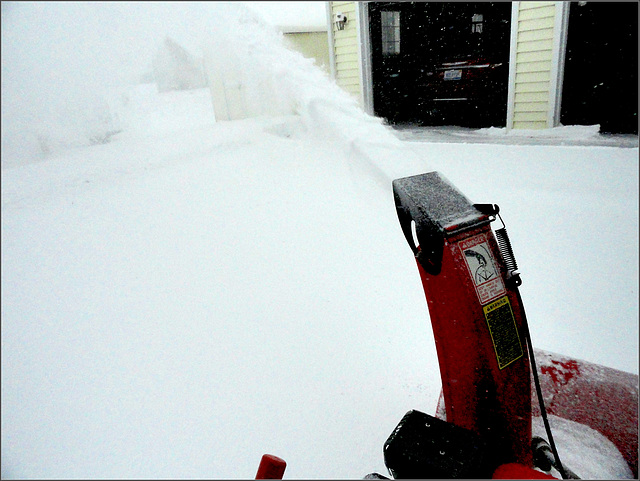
[532, 415, 634, 479]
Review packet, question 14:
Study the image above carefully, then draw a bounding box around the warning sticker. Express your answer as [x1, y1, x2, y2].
[483, 296, 523, 369]
[459, 234, 506, 304]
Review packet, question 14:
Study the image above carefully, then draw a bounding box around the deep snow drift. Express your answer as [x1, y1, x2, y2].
[2, 2, 638, 479]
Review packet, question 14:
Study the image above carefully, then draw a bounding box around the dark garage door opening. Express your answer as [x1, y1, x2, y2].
[369, 2, 512, 128]
[561, 2, 638, 135]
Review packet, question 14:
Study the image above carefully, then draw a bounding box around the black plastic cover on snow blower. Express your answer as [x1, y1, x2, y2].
[383, 410, 494, 479]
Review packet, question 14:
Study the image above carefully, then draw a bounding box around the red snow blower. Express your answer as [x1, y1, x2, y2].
[373, 171, 639, 479]
[254, 171, 637, 479]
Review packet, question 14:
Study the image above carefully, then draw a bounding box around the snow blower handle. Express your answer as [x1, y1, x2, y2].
[255, 454, 286, 479]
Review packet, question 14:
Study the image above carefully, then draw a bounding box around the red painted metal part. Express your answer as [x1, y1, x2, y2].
[255, 454, 287, 479]
[492, 463, 557, 479]
[415, 222, 532, 468]
[532, 349, 638, 478]
[435, 349, 639, 477]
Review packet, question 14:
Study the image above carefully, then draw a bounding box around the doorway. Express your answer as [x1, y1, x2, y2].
[561, 2, 638, 134]
[368, 2, 512, 127]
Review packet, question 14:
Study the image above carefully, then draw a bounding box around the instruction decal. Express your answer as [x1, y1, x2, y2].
[483, 296, 524, 369]
[460, 233, 506, 304]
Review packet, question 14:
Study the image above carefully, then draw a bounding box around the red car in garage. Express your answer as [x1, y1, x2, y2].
[414, 49, 509, 127]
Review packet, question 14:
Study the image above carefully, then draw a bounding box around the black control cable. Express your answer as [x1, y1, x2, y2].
[516, 288, 570, 479]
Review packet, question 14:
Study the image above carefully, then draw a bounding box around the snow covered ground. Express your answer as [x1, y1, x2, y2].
[2, 85, 637, 479]
[2, 3, 638, 479]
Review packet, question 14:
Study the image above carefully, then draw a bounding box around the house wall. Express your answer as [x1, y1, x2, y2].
[507, 1, 566, 129]
[282, 30, 330, 73]
[328, 1, 568, 130]
[328, 1, 362, 101]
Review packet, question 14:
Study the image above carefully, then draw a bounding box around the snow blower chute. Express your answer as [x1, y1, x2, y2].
[368, 171, 639, 480]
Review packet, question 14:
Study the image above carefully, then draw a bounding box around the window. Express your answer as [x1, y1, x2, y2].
[381, 11, 400, 56]
[471, 13, 483, 34]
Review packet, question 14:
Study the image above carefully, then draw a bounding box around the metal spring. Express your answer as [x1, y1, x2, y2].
[495, 227, 518, 274]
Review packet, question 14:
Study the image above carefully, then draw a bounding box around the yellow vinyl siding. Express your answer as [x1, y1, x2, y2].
[511, 1, 557, 129]
[330, 1, 362, 103]
[518, 17, 555, 31]
[518, 27, 554, 43]
[512, 120, 548, 129]
[517, 50, 553, 63]
[516, 38, 554, 53]
[283, 30, 330, 73]
[515, 91, 549, 103]
[335, 48, 359, 61]
[335, 37, 358, 50]
[335, 52, 359, 64]
[516, 71, 551, 83]
[338, 67, 360, 79]
[519, 2, 556, 13]
[516, 60, 551, 74]
[515, 81, 550, 94]
[514, 111, 549, 122]
[518, 5, 555, 22]
[516, 102, 548, 113]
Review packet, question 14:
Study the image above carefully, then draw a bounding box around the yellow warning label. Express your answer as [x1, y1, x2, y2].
[483, 296, 523, 369]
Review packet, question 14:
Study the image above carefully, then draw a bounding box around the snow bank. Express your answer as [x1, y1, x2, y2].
[481, 124, 602, 140]
[117, 84, 215, 139]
